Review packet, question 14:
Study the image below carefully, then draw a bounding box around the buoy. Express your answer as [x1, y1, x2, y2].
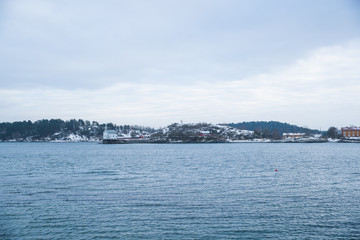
[275, 169, 278, 172]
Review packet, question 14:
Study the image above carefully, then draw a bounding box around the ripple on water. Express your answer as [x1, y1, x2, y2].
[0, 143, 359, 239]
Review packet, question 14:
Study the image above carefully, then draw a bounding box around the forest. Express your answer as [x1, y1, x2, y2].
[228, 121, 322, 140]
[0, 119, 155, 141]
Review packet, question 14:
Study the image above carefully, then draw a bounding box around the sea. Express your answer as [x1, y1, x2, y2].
[0, 142, 359, 239]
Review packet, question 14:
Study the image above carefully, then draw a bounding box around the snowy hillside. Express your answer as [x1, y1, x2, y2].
[150, 123, 255, 143]
[0, 119, 156, 142]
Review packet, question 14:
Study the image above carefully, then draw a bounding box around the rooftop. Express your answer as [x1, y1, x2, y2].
[105, 130, 117, 134]
[341, 127, 360, 131]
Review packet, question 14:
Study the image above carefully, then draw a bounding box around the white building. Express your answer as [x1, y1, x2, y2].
[103, 126, 118, 140]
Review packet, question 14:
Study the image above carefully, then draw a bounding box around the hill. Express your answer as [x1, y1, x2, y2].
[0, 119, 155, 142]
[150, 122, 254, 143]
[227, 121, 321, 140]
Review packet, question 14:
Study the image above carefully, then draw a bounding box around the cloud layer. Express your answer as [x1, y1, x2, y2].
[1, 1, 360, 129]
[1, 40, 359, 128]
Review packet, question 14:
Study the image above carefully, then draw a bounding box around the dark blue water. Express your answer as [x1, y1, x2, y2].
[0, 143, 359, 239]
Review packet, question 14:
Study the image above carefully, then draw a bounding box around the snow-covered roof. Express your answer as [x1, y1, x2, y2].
[200, 131, 210, 134]
[283, 133, 306, 136]
[341, 127, 360, 131]
[105, 130, 117, 134]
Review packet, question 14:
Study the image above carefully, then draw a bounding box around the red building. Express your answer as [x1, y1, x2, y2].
[341, 127, 360, 138]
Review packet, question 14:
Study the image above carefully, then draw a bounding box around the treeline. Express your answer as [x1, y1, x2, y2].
[0, 119, 156, 141]
[0, 119, 335, 142]
[228, 121, 322, 140]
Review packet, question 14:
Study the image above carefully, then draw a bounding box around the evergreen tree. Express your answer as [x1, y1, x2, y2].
[326, 127, 339, 139]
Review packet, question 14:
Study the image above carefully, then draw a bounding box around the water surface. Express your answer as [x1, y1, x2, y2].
[0, 143, 359, 239]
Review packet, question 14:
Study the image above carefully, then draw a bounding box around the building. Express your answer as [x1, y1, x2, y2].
[341, 127, 360, 138]
[283, 133, 306, 139]
[103, 126, 118, 140]
[199, 130, 211, 137]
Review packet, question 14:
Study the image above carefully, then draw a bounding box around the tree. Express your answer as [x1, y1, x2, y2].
[327, 127, 339, 139]
[78, 119, 85, 127]
[272, 128, 281, 140]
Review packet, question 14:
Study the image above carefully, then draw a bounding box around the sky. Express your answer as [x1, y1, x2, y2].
[0, 0, 359, 129]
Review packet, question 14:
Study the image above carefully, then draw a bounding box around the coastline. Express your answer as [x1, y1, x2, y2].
[1, 138, 360, 144]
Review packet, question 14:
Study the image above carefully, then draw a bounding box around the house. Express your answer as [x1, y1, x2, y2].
[341, 127, 360, 138]
[199, 130, 211, 137]
[283, 133, 306, 139]
[103, 126, 118, 140]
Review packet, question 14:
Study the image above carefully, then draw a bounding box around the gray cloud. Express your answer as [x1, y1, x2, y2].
[1, 40, 359, 128]
[0, 0, 359, 128]
[1, 0, 359, 90]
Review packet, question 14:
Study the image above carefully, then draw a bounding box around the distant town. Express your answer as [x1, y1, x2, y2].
[0, 119, 359, 143]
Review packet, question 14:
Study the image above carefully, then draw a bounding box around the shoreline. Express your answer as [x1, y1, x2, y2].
[1, 139, 360, 144]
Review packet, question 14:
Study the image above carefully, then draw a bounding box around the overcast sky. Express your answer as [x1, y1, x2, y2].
[0, 0, 359, 129]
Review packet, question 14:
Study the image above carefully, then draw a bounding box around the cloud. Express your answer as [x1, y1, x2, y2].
[1, 40, 359, 129]
[1, 1, 359, 129]
[1, 0, 359, 90]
